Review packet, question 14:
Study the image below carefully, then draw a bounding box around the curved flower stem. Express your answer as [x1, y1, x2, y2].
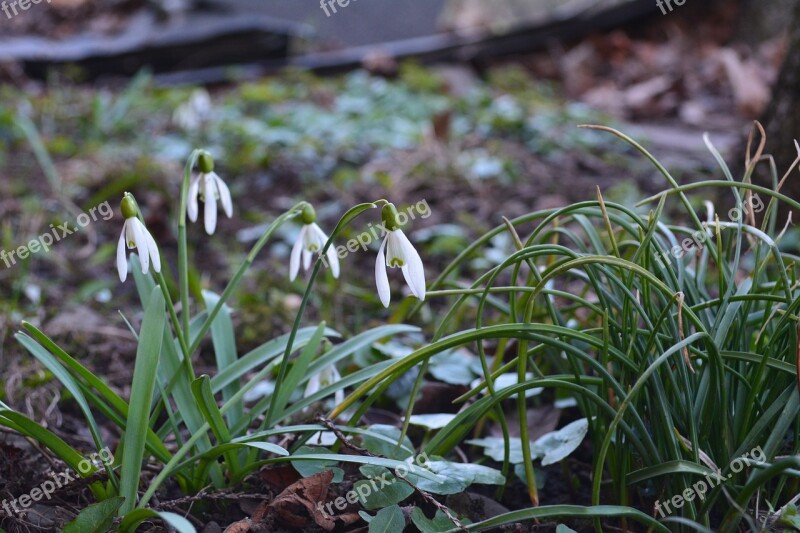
[178, 149, 202, 348]
[152, 270, 192, 377]
[265, 201, 383, 428]
[132, 206, 194, 379]
[188, 203, 308, 356]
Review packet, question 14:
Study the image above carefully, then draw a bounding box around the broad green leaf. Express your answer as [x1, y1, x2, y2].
[119, 509, 196, 533]
[408, 460, 505, 495]
[291, 446, 344, 483]
[361, 424, 414, 460]
[368, 504, 405, 533]
[355, 466, 413, 509]
[63, 497, 124, 533]
[466, 437, 530, 464]
[407, 413, 458, 430]
[533, 419, 588, 466]
[429, 350, 476, 385]
[411, 508, 456, 533]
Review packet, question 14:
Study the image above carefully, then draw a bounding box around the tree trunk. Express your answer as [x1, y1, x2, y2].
[735, 0, 797, 45]
[756, 0, 800, 211]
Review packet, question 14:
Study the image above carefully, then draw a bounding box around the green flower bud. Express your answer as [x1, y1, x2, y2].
[120, 194, 138, 220]
[381, 203, 402, 231]
[301, 203, 317, 225]
[198, 151, 215, 173]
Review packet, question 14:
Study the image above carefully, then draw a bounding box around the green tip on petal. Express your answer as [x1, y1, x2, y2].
[198, 151, 215, 173]
[301, 203, 317, 225]
[120, 194, 138, 219]
[381, 203, 401, 231]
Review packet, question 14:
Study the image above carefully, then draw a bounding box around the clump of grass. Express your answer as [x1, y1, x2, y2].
[335, 123, 800, 531]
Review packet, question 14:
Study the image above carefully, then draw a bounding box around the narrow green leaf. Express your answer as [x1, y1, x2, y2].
[119, 287, 166, 516]
[270, 322, 326, 424]
[191, 375, 239, 474]
[445, 505, 669, 532]
[203, 290, 243, 427]
[19, 323, 172, 463]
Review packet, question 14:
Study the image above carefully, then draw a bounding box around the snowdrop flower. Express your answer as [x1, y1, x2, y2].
[116, 193, 161, 283]
[173, 88, 212, 130]
[187, 151, 233, 235]
[305, 364, 344, 406]
[375, 203, 425, 307]
[290, 204, 339, 281]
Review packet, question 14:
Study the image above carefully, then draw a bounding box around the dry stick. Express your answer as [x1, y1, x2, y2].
[316, 417, 466, 531]
[155, 489, 269, 509]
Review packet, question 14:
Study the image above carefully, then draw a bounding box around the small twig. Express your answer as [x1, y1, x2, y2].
[317, 417, 466, 531]
[155, 489, 269, 510]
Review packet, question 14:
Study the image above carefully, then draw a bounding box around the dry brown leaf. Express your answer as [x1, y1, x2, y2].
[718, 48, 770, 119]
[269, 470, 336, 531]
[260, 464, 302, 492]
[222, 518, 253, 533]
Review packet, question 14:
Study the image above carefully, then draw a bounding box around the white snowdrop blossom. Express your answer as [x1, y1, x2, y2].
[116, 194, 161, 283]
[289, 205, 339, 281]
[187, 152, 233, 235]
[375, 204, 425, 307]
[173, 88, 212, 130]
[305, 364, 344, 406]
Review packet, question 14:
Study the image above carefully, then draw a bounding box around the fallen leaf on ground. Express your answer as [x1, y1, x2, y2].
[269, 470, 336, 531]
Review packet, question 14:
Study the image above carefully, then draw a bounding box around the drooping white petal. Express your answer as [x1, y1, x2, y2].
[131, 219, 149, 274]
[117, 228, 128, 282]
[305, 373, 321, 397]
[309, 223, 328, 251]
[395, 230, 425, 301]
[187, 175, 200, 222]
[125, 218, 136, 248]
[289, 226, 306, 281]
[334, 387, 345, 406]
[325, 244, 340, 278]
[302, 249, 312, 271]
[204, 174, 218, 235]
[385, 231, 406, 268]
[142, 224, 161, 273]
[213, 173, 233, 218]
[375, 235, 391, 307]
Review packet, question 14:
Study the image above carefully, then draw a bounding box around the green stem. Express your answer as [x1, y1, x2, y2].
[187, 204, 307, 356]
[178, 150, 202, 349]
[266, 201, 384, 427]
[152, 270, 194, 380]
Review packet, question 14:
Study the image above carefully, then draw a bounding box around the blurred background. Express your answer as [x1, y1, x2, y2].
[0, 0, 797, 437]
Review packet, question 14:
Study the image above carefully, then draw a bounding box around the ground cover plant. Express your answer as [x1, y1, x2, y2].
[0, 67, 799, 532]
